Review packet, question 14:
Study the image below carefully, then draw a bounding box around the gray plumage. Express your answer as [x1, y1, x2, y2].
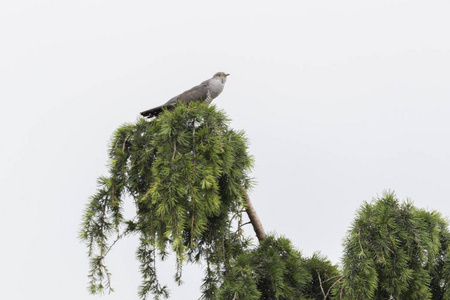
[140, 72, 229, 118]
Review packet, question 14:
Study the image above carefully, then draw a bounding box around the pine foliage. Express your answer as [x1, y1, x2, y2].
[218, 235, 339, 300]
[80, 101, 450, 300]
[80, 103, 254, 299]
[302, 252, 341, 299]
[338, 192, 450, 299]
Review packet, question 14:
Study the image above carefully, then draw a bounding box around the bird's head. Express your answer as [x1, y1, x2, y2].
[213, 72, 230, 84]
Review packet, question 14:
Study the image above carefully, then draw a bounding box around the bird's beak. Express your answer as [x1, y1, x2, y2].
[225, 74, 230, 77]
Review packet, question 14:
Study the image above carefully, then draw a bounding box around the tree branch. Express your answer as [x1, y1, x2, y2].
[242, 188, 266, 242]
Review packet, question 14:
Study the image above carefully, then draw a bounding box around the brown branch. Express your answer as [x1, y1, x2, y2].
[358, 228, 364, 253]
[325, 276, 344, 299]
[242, 188, 266, 242]
[323, 274, 342, 283]
[172, 140, 177, 162]
[239, 221, 252, 228]
[122, 136, 128, 152]
[317, 271, 326, 299]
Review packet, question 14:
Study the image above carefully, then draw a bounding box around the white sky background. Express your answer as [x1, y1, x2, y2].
[1, 0, 450, 299]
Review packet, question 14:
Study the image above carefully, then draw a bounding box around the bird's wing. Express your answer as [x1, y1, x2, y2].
[141, 81, 210, 118]
[165, 81, 209, 105]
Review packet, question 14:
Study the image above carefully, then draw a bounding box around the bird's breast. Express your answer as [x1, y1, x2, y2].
[208, 79, 225, 99]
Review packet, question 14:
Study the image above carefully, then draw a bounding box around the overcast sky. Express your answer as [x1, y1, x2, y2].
[1, 1, 450, 299]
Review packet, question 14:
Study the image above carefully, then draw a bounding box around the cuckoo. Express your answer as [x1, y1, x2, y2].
[140, 72, 230, 118]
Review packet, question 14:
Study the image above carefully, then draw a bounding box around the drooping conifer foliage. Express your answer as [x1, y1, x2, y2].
[338, 192, 450, 299]
[80, 102, 450, 300]
[217, 235, 341, 300]
[80, 103, 254, 298]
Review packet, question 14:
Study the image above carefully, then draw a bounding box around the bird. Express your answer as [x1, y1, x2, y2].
[140, 72, 229, 118]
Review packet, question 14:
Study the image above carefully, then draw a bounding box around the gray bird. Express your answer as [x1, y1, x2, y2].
[140, 72, 230, 118]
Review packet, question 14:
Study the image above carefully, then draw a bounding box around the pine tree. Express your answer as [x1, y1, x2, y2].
[217, 235, 341, 300]
[80, 103, 254, 298]
[80, 102, 449, 299]
[337, 192, 450, 299]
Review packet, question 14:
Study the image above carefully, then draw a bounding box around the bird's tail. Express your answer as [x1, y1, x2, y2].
[140, 105, 165, 118]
